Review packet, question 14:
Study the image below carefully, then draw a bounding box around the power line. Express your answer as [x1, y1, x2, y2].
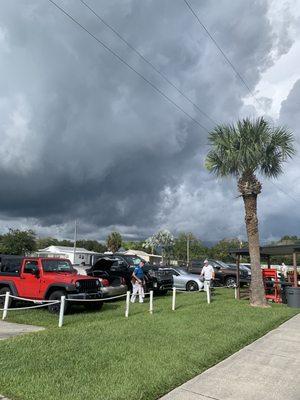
[47, 0, 210, 133]
[269, 181, 299, 203]
[183, 0, 264, 110]
[79, 0, 218, 127]
[183, 0, 300, 206]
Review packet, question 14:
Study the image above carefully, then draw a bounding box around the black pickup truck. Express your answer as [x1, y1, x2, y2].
[92, 253, 173, 294]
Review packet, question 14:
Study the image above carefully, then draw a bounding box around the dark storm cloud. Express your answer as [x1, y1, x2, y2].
[280, 79, 300, 135]
[0, 0, 296, 240]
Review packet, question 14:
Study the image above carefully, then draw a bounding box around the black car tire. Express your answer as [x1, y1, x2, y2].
[0, 286, 13, 308]
[48, 290, 70, 314]
[157, 289, 168, 295]
[84, 301, 104, 311]
[225, 277, 236, 288]
[186, 281, 199, 291]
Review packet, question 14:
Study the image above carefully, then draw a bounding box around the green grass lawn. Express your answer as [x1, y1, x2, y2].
[0, 290, 298, 400]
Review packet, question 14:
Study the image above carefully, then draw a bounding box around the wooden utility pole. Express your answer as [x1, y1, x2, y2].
[293, 252, 298, 288]
[187, 236, 190, 269]
[73, 220, 77, 265]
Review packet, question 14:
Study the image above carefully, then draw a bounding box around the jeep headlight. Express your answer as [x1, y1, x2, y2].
[75, 281, 81, 289]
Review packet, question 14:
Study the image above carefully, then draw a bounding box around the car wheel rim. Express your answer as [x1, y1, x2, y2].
[226, 278, 236, 287]
[188, 282, 197, 291]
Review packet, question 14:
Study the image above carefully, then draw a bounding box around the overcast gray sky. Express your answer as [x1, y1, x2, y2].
[0, 0, 300, 243]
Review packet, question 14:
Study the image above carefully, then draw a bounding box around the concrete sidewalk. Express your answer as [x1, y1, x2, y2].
[160, 313, 300, 400]
[0, 321, 44, 340]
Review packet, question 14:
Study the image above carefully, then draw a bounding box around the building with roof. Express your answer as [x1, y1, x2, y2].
[123, 249, 162, 265]
[36, 245, 99, 265]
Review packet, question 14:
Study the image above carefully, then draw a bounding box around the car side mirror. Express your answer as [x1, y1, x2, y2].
[215, 266, 221, 270]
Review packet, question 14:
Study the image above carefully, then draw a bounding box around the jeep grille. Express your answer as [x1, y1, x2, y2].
[77, 279, 98, 293]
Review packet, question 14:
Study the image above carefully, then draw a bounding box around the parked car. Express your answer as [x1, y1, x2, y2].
[93, 253, 173, 294]
[187, 259, 250, 287]
[168, 267, 203, 291]
[85, 257, 127, 298]
[227, 263, 252, 275]
[0, 257, 104, 313]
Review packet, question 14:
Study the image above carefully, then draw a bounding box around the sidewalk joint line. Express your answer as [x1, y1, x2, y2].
[181, 388, 222, 400]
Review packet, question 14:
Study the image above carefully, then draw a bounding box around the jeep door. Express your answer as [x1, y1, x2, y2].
[19, 260, 41, 298]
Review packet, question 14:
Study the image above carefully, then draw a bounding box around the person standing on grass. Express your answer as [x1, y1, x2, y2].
[131, 260, 145, 303]
[281, 262, 288, 279]
[200, 259, 215, 292]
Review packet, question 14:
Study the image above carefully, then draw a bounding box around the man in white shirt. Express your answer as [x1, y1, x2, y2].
[281, 262, 288, 278]
[200, 259, 215, 292]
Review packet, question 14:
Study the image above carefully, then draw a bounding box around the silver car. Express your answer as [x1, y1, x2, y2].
[168, 267, 203, 291]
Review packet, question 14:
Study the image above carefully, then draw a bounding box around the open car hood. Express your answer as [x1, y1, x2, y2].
[91, 258, 118, 271]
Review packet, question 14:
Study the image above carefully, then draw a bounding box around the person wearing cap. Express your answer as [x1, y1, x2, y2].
[131, 260, 145, 303]
[200, 259, 215, 292]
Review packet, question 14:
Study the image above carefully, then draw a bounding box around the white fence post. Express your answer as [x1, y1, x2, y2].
[125, 291, 130, 318]
[58, 296, 65, 328]
[149, 290, 153, 314]
[172, 287, 176, 311]
[2, 291, 10, 320]
[206, 284, 211, 304]
[234, 285, 237, 300]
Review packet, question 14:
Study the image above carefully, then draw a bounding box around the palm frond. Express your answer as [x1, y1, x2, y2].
[206, 117, 295, 180]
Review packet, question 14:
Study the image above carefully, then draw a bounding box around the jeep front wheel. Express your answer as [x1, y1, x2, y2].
[48, 290, 69, 314]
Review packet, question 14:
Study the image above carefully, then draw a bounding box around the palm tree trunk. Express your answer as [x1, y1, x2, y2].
[242, 194, 268, 307]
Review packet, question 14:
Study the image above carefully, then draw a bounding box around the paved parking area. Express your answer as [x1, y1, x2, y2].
[160, 313, 300, 400]
[0, 321, 44, 340]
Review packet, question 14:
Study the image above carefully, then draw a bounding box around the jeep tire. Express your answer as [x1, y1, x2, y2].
[48, 290, 70, 314]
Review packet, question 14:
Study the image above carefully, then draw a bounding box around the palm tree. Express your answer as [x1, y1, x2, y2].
[206, 117, 295, 307]
[106, 231, 122, 253]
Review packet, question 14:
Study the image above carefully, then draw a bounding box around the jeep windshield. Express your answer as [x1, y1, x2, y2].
[42, 260, 74, 273]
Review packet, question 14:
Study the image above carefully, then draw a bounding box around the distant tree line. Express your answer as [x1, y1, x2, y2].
[0, 228, 298, 264]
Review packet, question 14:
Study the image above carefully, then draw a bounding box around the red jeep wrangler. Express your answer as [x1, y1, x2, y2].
[0, 256, 103, 313]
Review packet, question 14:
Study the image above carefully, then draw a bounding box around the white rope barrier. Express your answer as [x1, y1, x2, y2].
[9, 294, 61, 303]
[172, 287, 176, 311]
[1, 284, 241, 327]
[125, 291, 130, 318]
[2, 291, 10, 320]
[206, 285, 211, 304]
[149, 290, 153, 314]
[65, 293, 127, 302]
[58, 296, 65, 328]
[1, 301, 60, 312]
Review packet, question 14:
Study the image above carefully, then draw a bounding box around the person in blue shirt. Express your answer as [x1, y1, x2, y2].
[131, 260, 145, 303]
